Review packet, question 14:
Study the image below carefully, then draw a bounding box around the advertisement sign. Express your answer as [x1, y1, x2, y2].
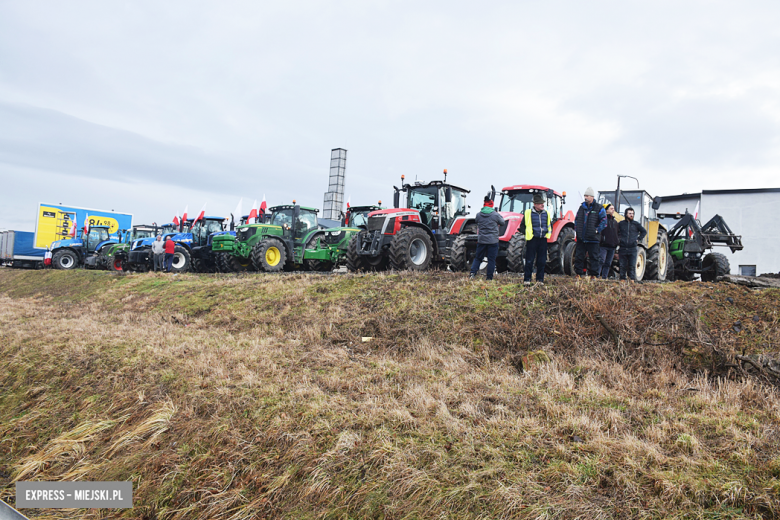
[34, 203, 133, 250]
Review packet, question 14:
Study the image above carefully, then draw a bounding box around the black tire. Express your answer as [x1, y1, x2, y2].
[303, 233, 335, 272]
[170, 246, 191, 273]
[389, 227, 433, 271]
[547, 226, 574, 274]
[645, 229, 669, 281]
[108, 255, 123, 272]
[665, 253, 675, 281]
[563, 240, 576, 276]
[506, 234, 526, 273]
[701, 252, 730, 282]
[449, 234, 473, 272]
[251, 238, 287, 272]
[53, 249, 79, 270]
[346, 233, 366, 272]
[191, 257, 204, 273]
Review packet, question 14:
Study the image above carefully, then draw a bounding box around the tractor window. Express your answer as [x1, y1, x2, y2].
[271, 209, 293, 228]
[441, 189, 467, 222]
[297, 211, 319, 237]
[499, 192, 534, 213]
[160, 224, 178, 235]
[203, 220, 223, 234]
[351, 211, 370, 228]
[407, 187, 438, 227]
[599, 191, 643, 218]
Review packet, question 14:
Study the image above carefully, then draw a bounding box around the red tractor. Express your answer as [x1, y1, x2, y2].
[346, 171, 471, 271]
[449, 185, 576, 275]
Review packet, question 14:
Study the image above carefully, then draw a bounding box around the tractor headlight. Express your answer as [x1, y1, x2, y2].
[683, 252, 689, 257]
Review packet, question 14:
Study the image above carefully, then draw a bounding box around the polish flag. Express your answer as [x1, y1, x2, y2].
[191, 203, 207, 227]
[248, 200, 258, 224]
[346, 195, 351, 209]
[689, 200, 701, 237]
[83, 213, 90, 234]
[180, 205, 188, 231]
[259, 195, 267, 215]
[69, 216, 77, 237]
[173, 214, 179, 226]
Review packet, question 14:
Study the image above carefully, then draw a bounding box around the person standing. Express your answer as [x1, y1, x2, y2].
[151, 235, 165, 272]
[469, 196, 506, 281]
[574, 187, 607, 278]
[617, 207, 647, 281]
[599, 204, 619, 279]
[521, 193, 551, 286]
[164, 237, 176, 273]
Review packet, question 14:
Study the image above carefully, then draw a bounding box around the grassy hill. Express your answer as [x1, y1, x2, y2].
[1, 269, 779, 519]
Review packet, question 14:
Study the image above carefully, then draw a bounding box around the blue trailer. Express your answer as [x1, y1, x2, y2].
[0, 231, 46, 269]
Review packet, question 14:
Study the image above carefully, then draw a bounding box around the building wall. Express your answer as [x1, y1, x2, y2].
[700, 192, 780, 275]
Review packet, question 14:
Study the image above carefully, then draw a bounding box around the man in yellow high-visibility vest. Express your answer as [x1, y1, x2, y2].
[521, 193, 552, 286]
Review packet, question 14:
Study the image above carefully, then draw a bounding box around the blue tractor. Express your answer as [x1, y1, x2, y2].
[124, 217, 227, 273]
[50, 225, 119, 270]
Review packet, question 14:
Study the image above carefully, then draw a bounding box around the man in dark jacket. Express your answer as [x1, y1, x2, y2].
[599, 204, 619, 279]
[470, 196, 506, 281]
[617, 207, 647, 281]
[520, 193, 551, 286]
[574, 187, 607, 277]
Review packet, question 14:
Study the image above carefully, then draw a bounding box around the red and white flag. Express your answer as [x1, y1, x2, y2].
[260, 195, 267, 215]
[182, 205, 189, 223]
[191, 203, 207, 227]
[346, 195, 351, 209]
[83, 213, 90, 234]
[69, 216, 77, 237]
[248, 200, 258, 223]
[689, 200, 701, 237]
[173, 214, 179, 226]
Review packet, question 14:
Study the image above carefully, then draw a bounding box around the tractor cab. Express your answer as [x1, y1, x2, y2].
[189, 217, 225, 247]
[123, 225, 157, 244]
[598, 190, 656, 230]
[344, 204, 383, 228]
[269, 205, 319, 240]
[81, 226, 112, 252]
[499, 186, 566, 221]
[392, 176, 469, 232]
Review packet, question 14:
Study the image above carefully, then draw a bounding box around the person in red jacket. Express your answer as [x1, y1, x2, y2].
[164, 237, 176, 272]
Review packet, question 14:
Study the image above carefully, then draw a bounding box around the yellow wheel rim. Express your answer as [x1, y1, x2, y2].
[266, 246, 280, 266]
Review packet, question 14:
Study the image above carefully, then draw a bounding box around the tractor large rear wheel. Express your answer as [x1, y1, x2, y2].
[645, 229, 669, 281]
[563, 241, 576, 276]
[701, 252, 730, 282]
[389, 227, 433, 271]
[53, 250, 79, 270]
[547, 226, 574, 274]
[170, 246, 191, 273]
[506, 234, 526, 273]
[252, 238, 287, 273]
[191, 257, 205, 273]
[346, 233, 366, 272]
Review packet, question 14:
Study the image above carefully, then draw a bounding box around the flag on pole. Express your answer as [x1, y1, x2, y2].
[191, 203, 207, 227]
[84, 213, 90, 234]
[233, 198, 243, 226]
[346, 195, 351, 209]
[180, 205, 188, 231]
[248, 200, 258, 224]
[260, 194, 267, 215]
[173, 214, 179, 226]
[69, 216, 77, 237]
[693, 200, 700, 220]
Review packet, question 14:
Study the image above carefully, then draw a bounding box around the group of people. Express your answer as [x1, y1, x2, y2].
[469, 187, 648, 283]
[151, 234, 178, 272]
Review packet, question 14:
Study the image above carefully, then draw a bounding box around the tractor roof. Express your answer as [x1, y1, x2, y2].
[349, 205, 382, 211]
[404, 180, 470, 193]
[132, 225, 157, 230]
[90, 225, 111, 229]
[270, 205, 319, 213]
[502, 185, 563, 197]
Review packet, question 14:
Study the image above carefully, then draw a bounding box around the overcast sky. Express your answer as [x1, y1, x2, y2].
[2, 0, 779, 230]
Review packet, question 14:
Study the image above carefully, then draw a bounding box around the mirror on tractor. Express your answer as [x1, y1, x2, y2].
[547, 189, 555, 200]
[445, 187, 452, 203]
[652, 196, 662, 210]
[393, 189, 400, 209]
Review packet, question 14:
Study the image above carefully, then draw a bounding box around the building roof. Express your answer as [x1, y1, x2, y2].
[702, 187, 780, 195]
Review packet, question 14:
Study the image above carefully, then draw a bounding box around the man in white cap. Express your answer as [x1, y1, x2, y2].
[574, 187, 607, 278]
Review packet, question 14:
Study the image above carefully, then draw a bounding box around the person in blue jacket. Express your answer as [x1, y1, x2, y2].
[574, 187, 607, 278]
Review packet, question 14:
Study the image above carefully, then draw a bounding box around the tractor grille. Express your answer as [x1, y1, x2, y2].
[367, 216, 385, 233]
[238, 228, 256, 242]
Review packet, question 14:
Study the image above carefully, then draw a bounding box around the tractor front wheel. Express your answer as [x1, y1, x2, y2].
[389, 227, 433, 271]
[547, 226, 575, 274]
[303, 233, 335, 272]
[53, 250, 79, 270]
[252, 238, 287, 273]
[563, 241, 576, 276]
[665, 253, 675, 281]
[634, 248, 647, 281]
[701, 252, 730, 282]
[170, 246, 191, 273]
[506, 233, 526, 273]
[109, 256, 123, 272]
[449, 234, 473, 271]
[645, 229, 669, 281]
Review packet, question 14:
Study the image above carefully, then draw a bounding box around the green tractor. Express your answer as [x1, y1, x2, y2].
[212, 204, 360, 273]
[101, 225, 158, 271]
[658, 210, 743, 281]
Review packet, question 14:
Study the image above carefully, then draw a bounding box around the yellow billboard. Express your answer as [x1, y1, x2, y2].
[34, 204, 132, 250]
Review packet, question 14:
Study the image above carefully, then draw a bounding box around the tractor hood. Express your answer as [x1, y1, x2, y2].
[368, 208, 418, 218]
[51, 238, 83, 250]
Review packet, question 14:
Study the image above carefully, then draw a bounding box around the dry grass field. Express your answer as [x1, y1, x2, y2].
[1, 269, 779, 519]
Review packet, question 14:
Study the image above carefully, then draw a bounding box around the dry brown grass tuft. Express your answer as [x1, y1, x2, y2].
[0, 270, 779, 519]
